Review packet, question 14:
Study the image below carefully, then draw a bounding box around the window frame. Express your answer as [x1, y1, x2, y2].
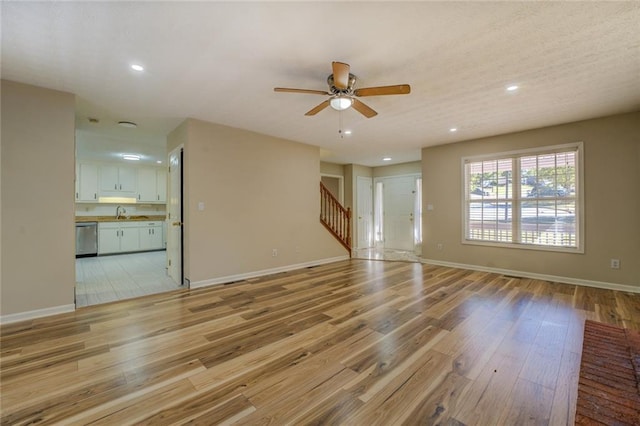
[461, 142, 584, 253]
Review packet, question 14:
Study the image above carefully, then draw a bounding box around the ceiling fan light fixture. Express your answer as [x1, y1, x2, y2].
[330, 97, 353, 111]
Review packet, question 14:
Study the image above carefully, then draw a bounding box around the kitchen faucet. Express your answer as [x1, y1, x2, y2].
[116, 205, 126, 219]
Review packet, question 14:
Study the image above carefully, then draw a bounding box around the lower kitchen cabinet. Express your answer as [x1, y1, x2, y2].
[139, 222, 163, 250]
[98, 222, 140, 254]
[98, 221, 165, 254]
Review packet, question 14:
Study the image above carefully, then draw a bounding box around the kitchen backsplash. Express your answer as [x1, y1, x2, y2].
[76, 203, 166, 217]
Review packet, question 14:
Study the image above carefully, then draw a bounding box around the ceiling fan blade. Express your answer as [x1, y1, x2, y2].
[354, 84, 411, 97]
[351, 99, 378, 118]
[305, 100, 330, 116]
[274, 88, 330, 95]
[332, 62, 350, 90]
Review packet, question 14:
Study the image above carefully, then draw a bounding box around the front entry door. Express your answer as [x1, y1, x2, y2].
[382, 176, 416, 251]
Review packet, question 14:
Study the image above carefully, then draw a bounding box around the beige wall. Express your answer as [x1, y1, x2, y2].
[373, 161, 421, 177]
[320, 161, 344, 176]
[422, 112, 640, 288]
[1, 80, 76, 316]
[171, 118, 346, 284]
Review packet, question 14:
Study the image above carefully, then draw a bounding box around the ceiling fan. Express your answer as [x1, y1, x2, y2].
[274, 61, 410, 118]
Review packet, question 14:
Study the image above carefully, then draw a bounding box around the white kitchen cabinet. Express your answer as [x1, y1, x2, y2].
[139, 222, 163, 250]
[98, 222, 141, 254]
[76, 163, 99, 202]
[137, 168, 157, 202]
[157, 169, 167, 202]
[98, 226, 121, 254]
[120, 225, 140, 252]
[100, 165, 137, 195]
[137, 168, 167, 203]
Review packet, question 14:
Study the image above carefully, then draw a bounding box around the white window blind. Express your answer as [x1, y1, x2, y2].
[463, 143, 582, 252]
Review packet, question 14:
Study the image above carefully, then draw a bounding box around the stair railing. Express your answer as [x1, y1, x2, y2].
[320, 182, 351, 254]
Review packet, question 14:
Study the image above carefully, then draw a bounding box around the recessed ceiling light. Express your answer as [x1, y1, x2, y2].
[506, 85, 519, 92]
[382, 157, 392, 161]
[131, 64, 144, 72]
[449, 128, 458, 132]
[344, 130, 352, 135]
[118, 121, 137, 128]
[156, 160, 162, 164]
[123, 154, 141, 161]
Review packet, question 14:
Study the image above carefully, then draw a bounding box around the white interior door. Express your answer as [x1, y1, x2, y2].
[357, 176, 373, 248]
[382, 176, 416, 251]
[167, 146, 183, 285]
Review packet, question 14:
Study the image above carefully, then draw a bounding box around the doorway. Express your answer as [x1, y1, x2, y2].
[374, 174, 422, 252]
[74, 139, 185, 307]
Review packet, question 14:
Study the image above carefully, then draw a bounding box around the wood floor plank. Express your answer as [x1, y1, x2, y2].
[453, 336, 533, 425]
[1, 259, 639, 425]
[548, 350, 581, 425]
[498, 377, 554, 425]
[401, 369, 471, 425]
[347, 349, 453, 425]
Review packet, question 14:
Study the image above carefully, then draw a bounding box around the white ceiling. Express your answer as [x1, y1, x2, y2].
[2, 1, 639, 167]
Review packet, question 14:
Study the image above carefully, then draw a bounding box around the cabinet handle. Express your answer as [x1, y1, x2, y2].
[115, 184, 117, 190]
[76, 192, 78, 199]
[138, 194, 141, 200]
[157, 195, 160, 201]
[120, 184, 122, 190]
[94, 193, 97, 199]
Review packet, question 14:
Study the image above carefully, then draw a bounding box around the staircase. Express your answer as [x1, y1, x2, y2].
[320, 182, 351, 255]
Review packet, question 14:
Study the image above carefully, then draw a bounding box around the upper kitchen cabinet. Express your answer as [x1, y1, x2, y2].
[76, 163, 99, 202]
[157, 169, 167, 202]
[137, 167, 167, 203]
[99, 165, 137, 196]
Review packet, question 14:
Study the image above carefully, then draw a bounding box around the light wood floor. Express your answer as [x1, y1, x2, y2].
[75, 251, 181, 307]
[2, 260, 639, 425]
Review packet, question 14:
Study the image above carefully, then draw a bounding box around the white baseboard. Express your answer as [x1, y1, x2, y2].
[190, 255, 350, 289]
[0, 304, 76, 325]
[423, 258, 640, 294]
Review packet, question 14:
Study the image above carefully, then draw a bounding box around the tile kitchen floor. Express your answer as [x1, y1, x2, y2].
[75, 251, 182, 308]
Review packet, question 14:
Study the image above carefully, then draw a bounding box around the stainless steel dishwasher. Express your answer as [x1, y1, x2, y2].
[75, 222, 98, 257]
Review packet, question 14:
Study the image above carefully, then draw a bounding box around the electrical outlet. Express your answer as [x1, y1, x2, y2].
[610, 258, 620, 269]
[437, 243, 443, 251]
[272, 249, 278, 257]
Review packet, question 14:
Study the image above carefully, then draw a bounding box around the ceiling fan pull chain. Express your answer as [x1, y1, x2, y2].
[338, 110, 344, 138]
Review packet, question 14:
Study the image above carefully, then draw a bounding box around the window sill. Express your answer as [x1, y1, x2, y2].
[462, 239, 584, 254]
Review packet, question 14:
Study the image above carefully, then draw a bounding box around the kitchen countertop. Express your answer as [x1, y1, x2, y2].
[75, 215, 166, 223]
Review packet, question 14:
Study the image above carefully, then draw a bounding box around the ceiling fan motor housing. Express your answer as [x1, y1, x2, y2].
[327, 73, 356, 95]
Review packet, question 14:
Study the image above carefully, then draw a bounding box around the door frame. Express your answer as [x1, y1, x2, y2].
[167, 145, 185, 286]
[373, 173, 422, 252]
[356, 176, 373, 249]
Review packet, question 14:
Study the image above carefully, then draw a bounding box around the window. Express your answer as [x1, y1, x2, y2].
[463, 143, 583, 252]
